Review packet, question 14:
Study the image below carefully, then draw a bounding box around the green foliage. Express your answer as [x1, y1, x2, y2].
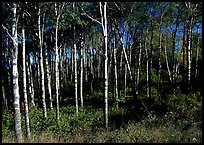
[115, 97, 126, 103]
[166, 93, 201, 113]
[2, 109, 15, 136]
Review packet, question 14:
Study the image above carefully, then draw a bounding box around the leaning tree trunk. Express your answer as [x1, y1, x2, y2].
[38, 7, 47, 118]
[12, 3, 23, 143]
[22, 11, 30, 137]
[164, 36, 172, 82]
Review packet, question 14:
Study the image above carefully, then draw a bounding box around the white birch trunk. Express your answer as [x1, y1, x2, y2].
[124, 64, 127, 97]
[22, 12, 31, 137]
[80, 36, 84, 108]
[38, 7, 47, 118]
[72, 3, 79, 115]
[2, 77, 8, 110]
[113, 28, 118, 109]
[73, 28, 79, 115]
[164, 36, 172, 82]
[28, 58, 35, 107]
[84, 47, 88, 82]
[136, 40, 142, 95]
[195, 27, 199, 78]
[100, 2, 108, 128]
[187, 27, 192, 88]
[45, 49, 53, 109]
[90, 45, 93, 92]
[55, 3, 60, 120]
[158, 25, 162, 92]
[144, 30, 149, 98]
[12, 3, 23, 143]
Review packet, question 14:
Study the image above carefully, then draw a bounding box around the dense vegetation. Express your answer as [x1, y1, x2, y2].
[2, 2, 202, 143]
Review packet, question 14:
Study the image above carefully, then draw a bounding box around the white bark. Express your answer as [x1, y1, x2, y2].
[144, 30, 149, 98]
[187, 27, 192, 88]
[45, 48, 53, 109]
[38, 7, 47, 118]
[12, 3, 23, 143]
[113, 28, 118, 109]
[22, 12, 31, 137]
[124, 64, 127, 97]
[80, 36, 84, 108]
[158, 25, 162, 91]
[72, 3, 79, 115]
[136, 40, 142, 95]
[195, 27, 199, 78]
[73, 28, 79, 115]
[100, 2, 108, 128]
[89, 44, 93, 92]
[27, 57, 35, 107]
[164, 36, 172, 82]
[2, 79, 7, 109]
[55, 2, 60, 120]
[117, 26, 135, 94]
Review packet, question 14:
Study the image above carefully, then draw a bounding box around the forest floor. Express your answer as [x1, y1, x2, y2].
[2, 94, 202, 143]
[2, 92, 202, 143]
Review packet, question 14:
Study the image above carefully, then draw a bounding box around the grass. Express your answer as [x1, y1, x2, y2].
[2, 92, 202, 143]
[2, 106, 202, 143]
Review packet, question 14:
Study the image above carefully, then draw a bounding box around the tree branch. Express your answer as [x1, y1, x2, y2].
[81, 9, 101, 25]
[2, 24, 22, 41]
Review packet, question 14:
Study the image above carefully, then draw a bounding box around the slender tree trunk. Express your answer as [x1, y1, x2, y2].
[12, 3, 23, 143]
[100, 2, 108, 128]
[120, 51, 123, 97]
[27, 57, 35, 108]
[73, 3, 79, 115]
[158, 25, 162, 95]
[113, 26, 118, 108]
[195, 27, 199, 78]
[45, 47, 53, 109]
[187, 25, 192, 91]
[164, 36, 172, 82]
[124, 64, 127, 97]
[80, 34, 84, 108]
[22, 11, 31, 137]
[55, 3, 60, 120]
[97, 48, 101, 79]
[144, 30, 149, 98]
[90, 44, 93, 92]
[171, 17, 179, 87]
[84, 43, 88, 83]
[38, 7, 47, 118]
[182, 25, 187, 92]
[136, 39, 142, 96]
[2, 75, 8, 110]
[149, 24, 153, 99]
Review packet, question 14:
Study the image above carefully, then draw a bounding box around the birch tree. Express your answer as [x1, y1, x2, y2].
[12, 3, 23, 143]
[38, 5, 47, 118]
[22, 9, 30, 137]
[80, 32, 84, 108]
